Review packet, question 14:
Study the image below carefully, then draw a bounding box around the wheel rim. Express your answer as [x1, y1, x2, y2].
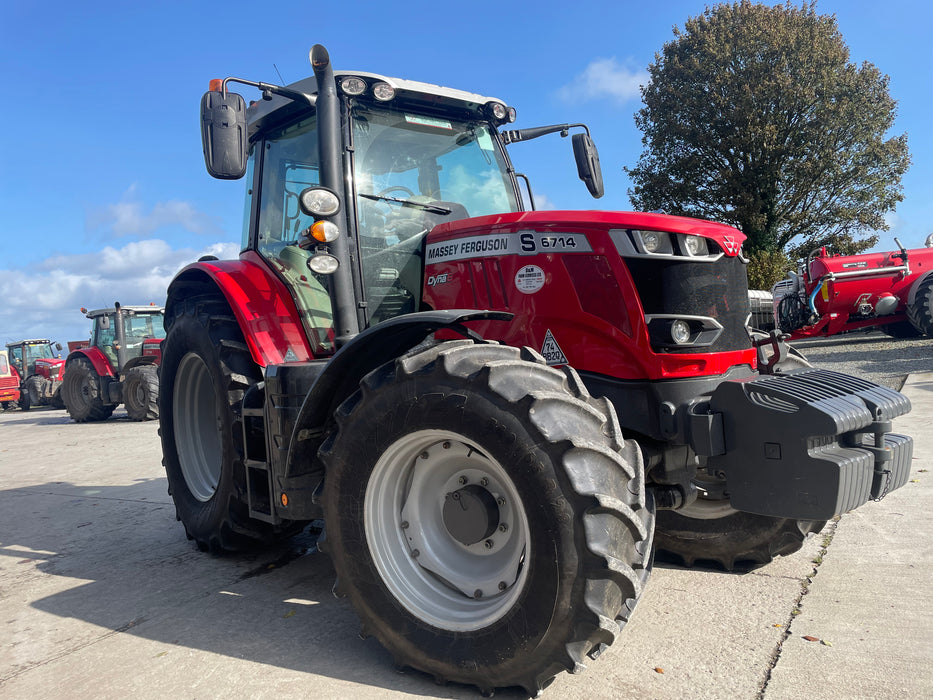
[679, 469, 737, 519]
[365, 429, 530, 631]
[131, 378, 147, 406]
[174, 353, 222, 502]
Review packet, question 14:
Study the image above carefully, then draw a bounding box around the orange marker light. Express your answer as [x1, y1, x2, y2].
[209, 78, 223, 92]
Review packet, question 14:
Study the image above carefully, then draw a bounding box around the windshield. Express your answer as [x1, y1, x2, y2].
[25, 343, 54, 363]
[352, 104, 518, 323]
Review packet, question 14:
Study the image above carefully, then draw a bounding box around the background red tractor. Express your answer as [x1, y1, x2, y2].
[4, 339, 65, 410]
[62, 303, 165, 422]
[772, 236, 933, 338]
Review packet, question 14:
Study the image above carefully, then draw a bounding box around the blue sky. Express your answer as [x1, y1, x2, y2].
[2, 0, 931, 346]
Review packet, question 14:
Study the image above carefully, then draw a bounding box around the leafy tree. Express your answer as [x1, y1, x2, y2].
[626, 1, 910, 284]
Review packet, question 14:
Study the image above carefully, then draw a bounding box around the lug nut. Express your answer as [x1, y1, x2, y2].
[498, 581, 507, 591]
[484, 539, 494, 549]
[480, 477, 489, 487]
[458, 476, 468, 485]
[442, 441, 451, 449]
[498, 523, 508, 533]
[420, 451, 429, 460]
[473, 589, 483, 599]
[411, 549, 420, 558]
[497, 497, 506, 506]
[400, 521, 409, 529]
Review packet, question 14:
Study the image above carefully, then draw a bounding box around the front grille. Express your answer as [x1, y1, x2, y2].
[626, 255, 752, 353]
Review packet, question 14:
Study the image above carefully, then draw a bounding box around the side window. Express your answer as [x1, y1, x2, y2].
[255, 115, 335, 356]
[240, 150, 256, 252]
[0, 353, 8, 374]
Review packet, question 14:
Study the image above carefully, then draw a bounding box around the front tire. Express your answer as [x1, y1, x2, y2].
[160, 293, 300, 551]
[62, 357, 115, 422]
[655, 467, 824, 570]
[320, 341, 654, 696]
[123, 364, 159, 421]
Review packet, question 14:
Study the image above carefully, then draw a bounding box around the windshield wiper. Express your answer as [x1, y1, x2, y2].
[358, 192, 452, 215]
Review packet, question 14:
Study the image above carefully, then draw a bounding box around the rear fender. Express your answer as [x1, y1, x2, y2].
[166, 251, 313, 367]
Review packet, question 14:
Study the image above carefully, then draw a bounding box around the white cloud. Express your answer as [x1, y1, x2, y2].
[0, 239, 240, 345]
[86, 185, 224, 238]
[556, 58, 648, 105]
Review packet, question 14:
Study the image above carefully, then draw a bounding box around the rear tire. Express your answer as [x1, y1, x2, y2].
[62, 358, 115, 422]
[655, 468, 824, 570]
[160, 293, 302, 552]
[320, 341, 654, 696]
[123, 365, 159, 421]
[907, 275, 933, 336]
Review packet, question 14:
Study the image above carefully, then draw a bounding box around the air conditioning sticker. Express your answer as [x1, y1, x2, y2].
[540, 329, 568, 366]
[515, 265, 545, 294]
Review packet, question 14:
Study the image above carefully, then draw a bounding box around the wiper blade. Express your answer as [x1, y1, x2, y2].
[358, 192, 451, 215]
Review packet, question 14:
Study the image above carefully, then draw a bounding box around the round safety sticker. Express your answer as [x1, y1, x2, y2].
[515, 265, 545, 294]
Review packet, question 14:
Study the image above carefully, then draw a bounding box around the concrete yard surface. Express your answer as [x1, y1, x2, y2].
[1, 374, 930, 699]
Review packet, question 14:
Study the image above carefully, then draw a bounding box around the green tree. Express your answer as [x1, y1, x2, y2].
[626, 1, 910, 282]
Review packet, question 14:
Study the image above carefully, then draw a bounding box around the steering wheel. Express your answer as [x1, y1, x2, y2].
[377, 185, 415, 198]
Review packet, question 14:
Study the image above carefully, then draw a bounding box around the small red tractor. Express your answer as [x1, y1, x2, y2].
[772, 237, 933, 339]
[5, 339, 66, 410]
[159, 45, 913, 695]
[62, 303, 165, 422]
[0, 349, 21, 409]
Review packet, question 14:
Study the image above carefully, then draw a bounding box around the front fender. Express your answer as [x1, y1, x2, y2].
[283, 310, 512, 481]
[67, 347, 115, 378]
[166, 250, 314, 367]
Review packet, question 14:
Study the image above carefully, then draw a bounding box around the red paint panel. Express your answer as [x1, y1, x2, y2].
[69, 347, 115, 378]
[176, 251, 313, 367]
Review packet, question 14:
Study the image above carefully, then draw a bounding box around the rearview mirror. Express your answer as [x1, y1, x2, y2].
[200, 89, 248, 180]
[572, 132, 604, 199]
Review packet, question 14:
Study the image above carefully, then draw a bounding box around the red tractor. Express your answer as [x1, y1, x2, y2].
[159, 45, 913, 695]
[772, 237, 933, 338]
[5, 339, 66, 410]
[0, 349, 21, 409]
[62, 303, 165, 422]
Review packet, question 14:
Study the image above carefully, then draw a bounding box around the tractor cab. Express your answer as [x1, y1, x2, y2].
[5, 339, 60, 380]
[83, 306, 166, 372]
[201, 53, 602, 352]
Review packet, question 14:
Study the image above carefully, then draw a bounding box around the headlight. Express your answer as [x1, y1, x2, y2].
[638, 230, 672, 254]
[299, 187, 340, 217]
[680, 234, 708, 257]
[670, 319, 692, 344]
[307, 253, 339, 274]
[340, 77, 366, 96]
[372, 82, 396, 101]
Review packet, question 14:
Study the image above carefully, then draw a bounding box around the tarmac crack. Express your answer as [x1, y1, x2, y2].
[756, 517, 839, 699]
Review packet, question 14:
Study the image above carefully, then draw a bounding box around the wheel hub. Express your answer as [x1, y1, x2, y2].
[442, 484, 500, 546]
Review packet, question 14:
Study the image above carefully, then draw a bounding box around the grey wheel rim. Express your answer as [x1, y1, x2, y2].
[365, 429, 530, 631]
[174, 353, 222, 502]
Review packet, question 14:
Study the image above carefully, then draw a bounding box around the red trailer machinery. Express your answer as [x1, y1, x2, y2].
[772, 237, 933, 338]
[0, 349, 20, 408]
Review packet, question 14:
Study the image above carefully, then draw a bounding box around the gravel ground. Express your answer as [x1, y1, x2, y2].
[789, 328, 933, 390]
